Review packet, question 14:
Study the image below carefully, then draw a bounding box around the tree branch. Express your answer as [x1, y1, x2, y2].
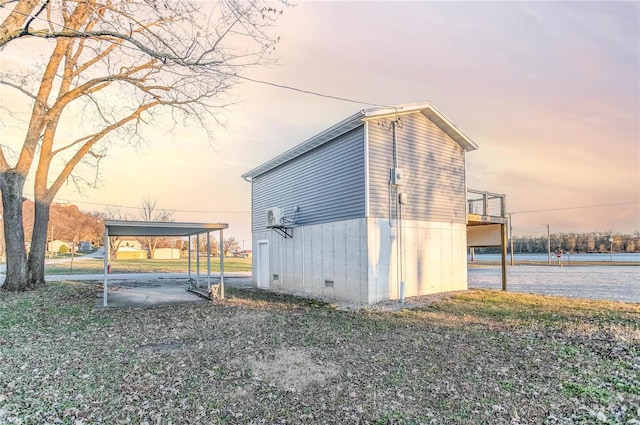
[0, 79, 40, 103]
[0, 0, 42, 48]
[21, 0, 49, 35]
[2, 28, 225, 66]
[44, 99, 160, 200]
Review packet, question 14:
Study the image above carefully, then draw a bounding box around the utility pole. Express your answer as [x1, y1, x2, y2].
[609, 237, 613, 262]
[508, 213, 514, 266]
[543, 224, 551, 265]
[49, 225, 54, 258]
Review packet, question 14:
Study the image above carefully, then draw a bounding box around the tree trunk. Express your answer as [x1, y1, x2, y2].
[0, 171, 29, 291]
[27, 200, 51, 285]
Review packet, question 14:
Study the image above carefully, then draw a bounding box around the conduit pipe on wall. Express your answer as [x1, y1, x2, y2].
[391, 119, 405, 304]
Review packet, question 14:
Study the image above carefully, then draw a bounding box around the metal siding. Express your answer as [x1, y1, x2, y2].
[293, 230, 304, 291]
[333, 221, 348, 301]
[428, 226, 442, 291]
[368, 113, 466, 223]
[303, 226, 312, 292]
[254, 218, 370, 303]
[366, 219, 467, 303]
[441, 225, 452, 288]
[251, 126, 365, 232]
[283, 229, 295, 290]
[311, 224, 324, 294]
[360, 218, 370, 303]
[347, 219, 366, 302]
[271, 231, 280, 287]
[322, 222, 335, 298]
[364, 121, 370, 217]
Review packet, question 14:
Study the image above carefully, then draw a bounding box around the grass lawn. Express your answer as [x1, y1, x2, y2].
[0, 284, 638, 424]
[45, 257, 252, 274]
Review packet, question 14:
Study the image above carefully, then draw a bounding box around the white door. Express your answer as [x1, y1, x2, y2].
[257, 240, 269, 289]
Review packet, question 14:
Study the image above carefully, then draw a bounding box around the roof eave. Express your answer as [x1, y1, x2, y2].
[361, 101, 434, 119]
[420, 106, 478, 151]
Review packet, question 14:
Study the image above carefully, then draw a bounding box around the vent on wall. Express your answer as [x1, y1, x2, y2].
[324, 280, 334, 288]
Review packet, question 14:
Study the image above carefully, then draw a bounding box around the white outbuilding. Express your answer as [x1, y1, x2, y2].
[242, 102, 507, 304]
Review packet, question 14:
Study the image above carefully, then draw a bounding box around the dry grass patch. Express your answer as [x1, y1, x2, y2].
[248, 348, 341, 392]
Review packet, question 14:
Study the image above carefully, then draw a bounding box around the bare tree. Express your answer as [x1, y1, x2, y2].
[0, 0, 284, 290]
[140, 196, 173, 259]
[222, 236, 240, 257]
[190, 234, 219, 257]
[103, 206, 126, 260]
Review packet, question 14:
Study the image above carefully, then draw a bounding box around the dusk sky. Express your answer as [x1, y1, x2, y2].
[2, 1, 639, 245]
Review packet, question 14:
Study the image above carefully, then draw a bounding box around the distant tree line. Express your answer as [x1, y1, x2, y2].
[0, 200, 104, 250]
[183, 236, 242, 257]
[475, 232, 640, 254]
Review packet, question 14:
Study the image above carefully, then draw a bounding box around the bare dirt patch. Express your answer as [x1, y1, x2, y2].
[248, 347, 341, 392]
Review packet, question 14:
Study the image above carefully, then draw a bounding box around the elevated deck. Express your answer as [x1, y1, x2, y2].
[466, 189, 508, 291]
[467, 189, 507, 225]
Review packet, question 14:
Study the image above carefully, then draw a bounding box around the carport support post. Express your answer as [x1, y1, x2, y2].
[103, 226, 109, 306]
[187, 235, 191, 280]
[206, 232, 211, 290]
[219, 228, 224, 299]
[196, 234, 200, 287]
[501, 223, 508, 291]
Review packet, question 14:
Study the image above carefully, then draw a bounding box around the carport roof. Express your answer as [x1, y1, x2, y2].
[105, 220, 228, 237]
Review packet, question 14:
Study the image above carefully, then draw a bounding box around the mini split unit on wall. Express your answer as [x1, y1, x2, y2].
[266, 207, 284, 227]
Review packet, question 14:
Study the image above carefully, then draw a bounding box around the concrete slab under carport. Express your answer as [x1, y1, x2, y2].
[86, 274, 252, 308]
[95, 286, 206, 309]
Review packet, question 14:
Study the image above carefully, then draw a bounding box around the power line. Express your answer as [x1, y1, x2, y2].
[219, 71, 387, 107]
[23, 193, 250, 214]
[41, 195, 638, 217]
[511, 201, 639, 215]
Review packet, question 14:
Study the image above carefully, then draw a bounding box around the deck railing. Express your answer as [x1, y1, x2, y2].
[467, 189, 506, 218]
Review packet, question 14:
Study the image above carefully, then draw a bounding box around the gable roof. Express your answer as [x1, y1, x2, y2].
[242, 101, 478, 181]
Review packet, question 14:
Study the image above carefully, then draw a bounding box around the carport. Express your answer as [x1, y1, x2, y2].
[103, 220, 229, 306]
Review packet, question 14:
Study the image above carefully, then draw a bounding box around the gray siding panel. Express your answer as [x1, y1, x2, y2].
[368, 113, 466, 223]
[251, 126, 365, 232]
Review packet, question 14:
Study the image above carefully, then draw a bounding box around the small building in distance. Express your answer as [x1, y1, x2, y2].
[152, 247, 181, 260]
[78, 241, 93, 252]
[48, 239, 72, 254]
[243, 102, 506, 304]
[117, 238, 143, 250]
[114, 237, 146, 259]
[115, 246, 147, 260]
